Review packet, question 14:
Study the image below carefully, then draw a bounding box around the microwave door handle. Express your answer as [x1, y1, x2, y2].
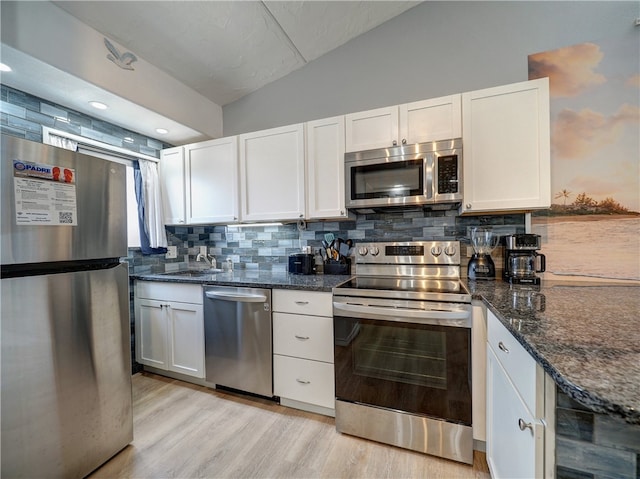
[425, 154, 434, 200]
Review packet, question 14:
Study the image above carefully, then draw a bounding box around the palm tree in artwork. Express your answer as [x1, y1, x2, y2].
[555, 189, 572, 206]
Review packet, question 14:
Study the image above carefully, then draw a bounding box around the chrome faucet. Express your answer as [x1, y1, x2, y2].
[196, 252, 216, 268]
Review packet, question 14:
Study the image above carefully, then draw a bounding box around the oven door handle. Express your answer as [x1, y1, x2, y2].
[333, 302, 471, 328]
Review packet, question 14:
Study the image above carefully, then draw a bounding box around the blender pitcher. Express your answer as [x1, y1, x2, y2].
[467, 227, 498, 280]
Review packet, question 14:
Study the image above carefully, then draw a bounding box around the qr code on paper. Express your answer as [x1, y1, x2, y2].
[59, 212, 74, 224]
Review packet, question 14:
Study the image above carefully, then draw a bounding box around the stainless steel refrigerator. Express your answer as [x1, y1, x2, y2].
[1, 135, 133, 478]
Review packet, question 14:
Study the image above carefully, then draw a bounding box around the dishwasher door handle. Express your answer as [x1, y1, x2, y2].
[205, 291, 267, 303]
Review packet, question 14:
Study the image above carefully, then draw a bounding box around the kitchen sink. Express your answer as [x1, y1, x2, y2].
[162, 270, 224, 277]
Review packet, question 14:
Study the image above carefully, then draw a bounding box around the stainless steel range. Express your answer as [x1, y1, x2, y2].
[332, 241, 473, 464]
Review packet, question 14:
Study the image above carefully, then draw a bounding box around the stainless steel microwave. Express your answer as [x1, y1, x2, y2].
[345, 138, 463, 210]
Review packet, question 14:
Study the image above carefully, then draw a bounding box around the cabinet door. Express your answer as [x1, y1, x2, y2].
[461, 78, 550, 214]
[306, 116, 350, 220]
[239, 124, 305, 221]
[168, 302, 204, 378]
[135, 298, 168, 369]
[159, 146, 186, 225]
[185, 137, 239, 224]
[486, 347, 544, 478]
[345, 106, 399, 152]
[400, 94, 462, 144]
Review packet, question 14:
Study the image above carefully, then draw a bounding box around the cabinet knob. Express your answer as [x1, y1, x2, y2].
[392, 140, 398, 146]
[340, 210, 344, 215]
[465, 204, 472, 209]
[294, 335, 310, 341]
[296, 378, 311, 385]
[295, 301, 309, 306]
[401, 138, 407, 145]
[518, 418, 533, 432]
[498, 341, 510, 353]
[179, 220, 185, 224]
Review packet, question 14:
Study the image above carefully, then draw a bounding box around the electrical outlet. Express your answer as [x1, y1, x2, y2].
[165, 245, 177, 259]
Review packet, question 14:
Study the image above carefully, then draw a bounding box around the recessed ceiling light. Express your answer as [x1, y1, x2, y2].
[0, 63, 12, 72]
[89, 101, 108, 110]
[155, 128, 169, 135]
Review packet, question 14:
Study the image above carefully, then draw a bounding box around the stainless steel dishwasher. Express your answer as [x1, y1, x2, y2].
[203, 285, 273, 397]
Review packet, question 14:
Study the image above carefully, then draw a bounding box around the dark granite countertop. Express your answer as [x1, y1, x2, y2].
[133, 270, 639, 424]
[467, 279, 640, 424]
[132, 270, 351, 293]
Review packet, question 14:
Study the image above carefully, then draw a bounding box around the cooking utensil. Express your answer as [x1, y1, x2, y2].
[324, 233, 335, 244]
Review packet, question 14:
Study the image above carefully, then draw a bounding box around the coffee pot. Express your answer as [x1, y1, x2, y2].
[503, 234, 545, 285]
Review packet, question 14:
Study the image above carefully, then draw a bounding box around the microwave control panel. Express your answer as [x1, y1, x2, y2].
[437, 155, 459, 194]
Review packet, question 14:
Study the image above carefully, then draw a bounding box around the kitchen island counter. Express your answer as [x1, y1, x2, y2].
[468, 279, 640, 425]
[133, 270, 351, 293]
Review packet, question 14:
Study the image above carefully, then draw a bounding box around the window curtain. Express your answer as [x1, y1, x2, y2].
[134, 160, 168, 254]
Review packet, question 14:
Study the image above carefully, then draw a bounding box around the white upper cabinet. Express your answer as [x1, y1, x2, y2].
[239, 124, 306, 222]
[399, 95, 462, 145]
[184, 137, 239, 224]
[305, 116, 351, 220]
[345, 95, 462, 152]
[461, 78, 551, 214]
[159, 137, 239, 225]
[345, 106, 399, 152]
[159, 146, 187, 225]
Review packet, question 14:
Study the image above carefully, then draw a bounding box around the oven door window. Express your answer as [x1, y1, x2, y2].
[351, 159, 423, 200]
[334, 316, 471, 425]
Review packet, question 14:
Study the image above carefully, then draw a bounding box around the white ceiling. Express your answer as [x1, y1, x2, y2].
[1, 1, 420, 144]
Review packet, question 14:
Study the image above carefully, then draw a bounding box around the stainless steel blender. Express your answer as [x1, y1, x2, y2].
[467, 227, 498, 280]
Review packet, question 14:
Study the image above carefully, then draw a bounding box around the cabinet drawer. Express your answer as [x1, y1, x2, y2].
[273, 312, 333, 363]
[487, 310, 539, 412]
[272, 289, 332, 317]
[136, 281, 203, 304]
[274, 355, 335, 409]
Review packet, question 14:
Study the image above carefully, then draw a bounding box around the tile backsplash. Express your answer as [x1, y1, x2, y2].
[127, 210, 526, 276]
[0, 85, 171, 157]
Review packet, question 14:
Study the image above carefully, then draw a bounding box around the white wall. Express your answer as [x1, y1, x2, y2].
[223, 1, 638, 136]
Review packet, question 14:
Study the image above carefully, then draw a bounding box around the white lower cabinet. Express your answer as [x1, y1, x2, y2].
[486, 310, 554, 478]
[135, 281, 204, 379]
[272, 290, 335, 416]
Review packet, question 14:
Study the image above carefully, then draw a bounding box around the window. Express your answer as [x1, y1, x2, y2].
[42, 127, 159, 248]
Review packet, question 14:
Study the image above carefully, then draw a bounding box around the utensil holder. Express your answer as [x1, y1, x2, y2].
[324, 259, 350, 275]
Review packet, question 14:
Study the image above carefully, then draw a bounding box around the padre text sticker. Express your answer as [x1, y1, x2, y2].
[13, 159, 78, 225]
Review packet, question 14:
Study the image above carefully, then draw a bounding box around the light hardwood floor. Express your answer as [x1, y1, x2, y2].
[89, 372, 491, 478]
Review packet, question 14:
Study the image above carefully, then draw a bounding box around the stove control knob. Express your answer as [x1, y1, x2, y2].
[369, 246, 380, 256]
[357, 246, 368, 256]
[431, 246, 442, 256]
[444, 245, 457, 256]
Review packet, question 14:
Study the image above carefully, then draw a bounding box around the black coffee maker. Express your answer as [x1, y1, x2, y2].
[503, 234, 546, 285]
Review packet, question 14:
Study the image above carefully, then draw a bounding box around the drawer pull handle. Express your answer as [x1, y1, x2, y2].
[295, 335, 310, 341]
[296, 378, 310, 385]
[498, 341, 510, 353]
[295, 301, 309, 306]
[518, 418, 533, 432]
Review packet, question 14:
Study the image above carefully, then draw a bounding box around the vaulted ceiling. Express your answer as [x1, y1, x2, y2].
[1, 1, 420, 144]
